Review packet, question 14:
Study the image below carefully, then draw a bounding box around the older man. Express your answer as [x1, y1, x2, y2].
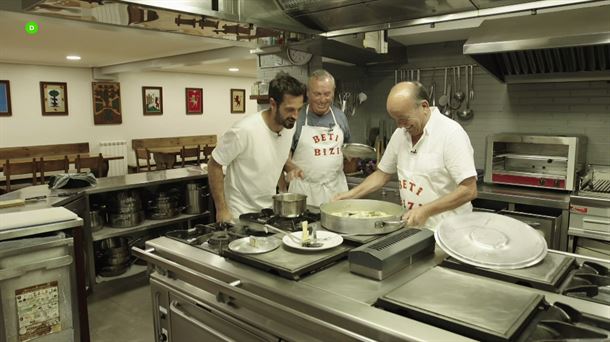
[284, 69, 351, 206]
[209, 73, 307, 223]
[334, 81, 477, 229]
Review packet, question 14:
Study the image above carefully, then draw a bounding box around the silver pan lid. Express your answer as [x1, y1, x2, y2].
[435, 212, 547, 269]
[228, 236, 281, 255]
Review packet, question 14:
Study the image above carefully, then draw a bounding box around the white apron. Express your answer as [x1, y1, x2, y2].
[288, 105, 348, 206]
[397, 145, 450, 230]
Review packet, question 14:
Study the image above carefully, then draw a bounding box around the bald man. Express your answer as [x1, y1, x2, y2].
[334, 81, 477, 230]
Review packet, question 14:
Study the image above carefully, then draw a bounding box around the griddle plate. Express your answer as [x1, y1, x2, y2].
[378, 267, 544, 341]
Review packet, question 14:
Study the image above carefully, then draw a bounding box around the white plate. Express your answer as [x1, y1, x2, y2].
[228, 236, 281, 254]
[282, 231, 343, 251]
[435, 212, 548, 269]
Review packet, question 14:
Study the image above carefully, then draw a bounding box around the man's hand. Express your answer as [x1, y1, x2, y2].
[402, 206, 431, 228]
[216, 208, 234, 224]
[286, 168, 304, 182]
[332, 192, 352, 202]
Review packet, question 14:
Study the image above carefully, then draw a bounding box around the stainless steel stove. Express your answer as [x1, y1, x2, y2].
[440, 251, 610, 306]
[377, 267, 610, 342]
[165, 213, 353, 280]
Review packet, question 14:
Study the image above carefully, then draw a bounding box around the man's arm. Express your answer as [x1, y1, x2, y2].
[283, 152, 304, 182]
[333, 169, 393, 200]
[208, 156, 233, 223]
[403, 176, 477, 227]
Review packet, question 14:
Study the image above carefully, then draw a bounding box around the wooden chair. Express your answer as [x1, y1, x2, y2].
[180, 145, 201, 167]
[38, 156, 70, 183]
[2, 159, 37, 193]
[76, 153, 105, 177]
[134, 148, 154, 172]
[202, 145, 215, 163]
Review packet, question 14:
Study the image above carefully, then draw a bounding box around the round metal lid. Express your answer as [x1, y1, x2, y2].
[228, 236, 281, 255]
[435, 212, 548, 269]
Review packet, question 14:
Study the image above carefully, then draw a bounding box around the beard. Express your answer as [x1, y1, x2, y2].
[275, 110, 296, 129]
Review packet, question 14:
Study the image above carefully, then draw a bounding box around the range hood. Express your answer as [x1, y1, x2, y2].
[464, 6, 610, 83]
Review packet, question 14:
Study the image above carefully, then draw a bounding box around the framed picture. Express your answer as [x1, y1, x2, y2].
[230, 88, 245, 113]
[142, 86, 163, 115]
[0, 80, 10, 116]
[92, 82, 122, 125]
[40, 81, 68, 115]
[185, 87, 203, 114]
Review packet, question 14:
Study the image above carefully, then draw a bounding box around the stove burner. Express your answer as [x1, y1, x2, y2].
[208, 232, 231, 246]
[239, 209, 321, 232]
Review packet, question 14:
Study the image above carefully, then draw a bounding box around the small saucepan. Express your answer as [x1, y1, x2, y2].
[272, 193, 307, 218]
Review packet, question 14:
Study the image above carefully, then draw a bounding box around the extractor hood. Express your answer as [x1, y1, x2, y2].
[464, 6, 610, 83]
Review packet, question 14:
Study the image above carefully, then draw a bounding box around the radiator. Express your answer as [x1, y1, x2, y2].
[99, 140, 128, 176]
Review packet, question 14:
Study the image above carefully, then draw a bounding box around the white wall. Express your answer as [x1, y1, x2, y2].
[350, 41, 610, 168]
[0, 63, 257, 163]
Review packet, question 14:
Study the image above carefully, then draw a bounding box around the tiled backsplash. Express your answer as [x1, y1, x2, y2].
[346, 41, 610, 168]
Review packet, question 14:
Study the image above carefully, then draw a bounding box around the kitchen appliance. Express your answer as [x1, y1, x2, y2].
[165, 221, 350, 280]
[349, 228, 435, 280]
[272, 193, 306, 218]
[441, 251, 610, 306]
[484, 134, 586, 191]
[377, 267, 610, 342]
[569, 164, 610, 259]
[184, 182, 210, 214]
[239, 208, 321, 232]
[320, 199, 405, 235]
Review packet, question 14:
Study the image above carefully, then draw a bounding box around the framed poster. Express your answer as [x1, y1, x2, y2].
[185, 87, 203, 114]
[230, 88, 245, 113]
[92, 82, 122, 125]
[142, 86, 163, 115]
[0, 80, 10, 116]
[40, 82, 68, 115]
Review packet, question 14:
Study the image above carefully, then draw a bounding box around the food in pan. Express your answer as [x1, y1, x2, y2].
[332, 210, 392, 218]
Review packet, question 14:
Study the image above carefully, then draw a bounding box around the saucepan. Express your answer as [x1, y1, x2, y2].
[320, 199, 405, 235]
[272, 193, 307, 218]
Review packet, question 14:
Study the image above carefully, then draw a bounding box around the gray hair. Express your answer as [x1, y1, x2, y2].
[309, 69, 335, 88]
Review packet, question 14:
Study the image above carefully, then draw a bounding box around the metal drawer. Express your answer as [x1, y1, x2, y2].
[498, 210, 560, 249]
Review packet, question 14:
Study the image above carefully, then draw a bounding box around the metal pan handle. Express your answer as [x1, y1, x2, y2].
[374, 220, 405, 230]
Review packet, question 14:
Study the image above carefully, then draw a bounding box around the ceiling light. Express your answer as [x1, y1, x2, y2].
[228, 67, 239, 72]
[66, 55, 81, 60]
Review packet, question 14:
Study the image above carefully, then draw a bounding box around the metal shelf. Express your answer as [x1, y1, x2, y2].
[92, 211, 211, 241]
[495, 153, 568, 162]
[492, 170, 566, 180]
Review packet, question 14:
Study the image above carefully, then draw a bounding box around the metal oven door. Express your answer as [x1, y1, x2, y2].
[568, 204, 610, 259]
[499, 210, 559, 248]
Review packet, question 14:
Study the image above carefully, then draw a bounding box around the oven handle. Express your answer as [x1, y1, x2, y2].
[169, 300, 231, 340]
[583, 218, 610, 226]
[132, 246, 370, 341]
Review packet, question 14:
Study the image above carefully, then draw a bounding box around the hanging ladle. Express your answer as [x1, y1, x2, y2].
[457, 65, 474, 121]
[453, 66, 465, 105]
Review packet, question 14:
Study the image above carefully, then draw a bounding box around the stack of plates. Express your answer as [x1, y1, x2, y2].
[435, 212, 547, 269]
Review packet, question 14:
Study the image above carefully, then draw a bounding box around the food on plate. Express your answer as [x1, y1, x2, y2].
[332, 210, 392, 218]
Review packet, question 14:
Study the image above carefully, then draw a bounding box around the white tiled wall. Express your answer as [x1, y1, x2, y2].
[349, 41, 610, 168]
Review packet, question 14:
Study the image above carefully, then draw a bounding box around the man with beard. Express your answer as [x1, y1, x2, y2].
[209, 73, 307, 223]
[334, 81, 477, 230]
[283, 70, 351, 206]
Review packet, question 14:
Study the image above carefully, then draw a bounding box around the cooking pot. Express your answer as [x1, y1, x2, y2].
[185, 183, 210, 214]
[89, 208, 105, 232]
[109, 190, 143, 214]
[320, 199, 405, 235]
[108, 211, 145, 228]
[272, 193, 307, 218]
[147, 192, 184, 220]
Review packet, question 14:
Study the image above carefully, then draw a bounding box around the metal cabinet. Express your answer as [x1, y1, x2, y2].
[498, 210, 560, 249]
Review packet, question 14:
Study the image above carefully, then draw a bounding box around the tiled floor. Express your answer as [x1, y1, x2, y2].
[87, 276, 154, 342]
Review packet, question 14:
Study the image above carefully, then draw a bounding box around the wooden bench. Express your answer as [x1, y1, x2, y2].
[0, 142, 89, 161]
[130, 135, 216, 172]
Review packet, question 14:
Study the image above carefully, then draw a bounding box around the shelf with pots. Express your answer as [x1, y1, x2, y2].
[92, 211, 212, 241]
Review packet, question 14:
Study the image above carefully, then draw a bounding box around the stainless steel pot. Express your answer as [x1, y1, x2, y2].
[320, 199, 405, 235]
[90, 209, 105, 232]
[108, 211, 145, 228]
[109, 190, 143, 214]
[185, 183, 210, 214]
[147, 192, 183, 220]
[272, 193, 307, 218]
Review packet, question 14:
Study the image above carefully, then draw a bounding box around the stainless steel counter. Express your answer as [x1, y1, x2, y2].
[143, 237, 610, 341]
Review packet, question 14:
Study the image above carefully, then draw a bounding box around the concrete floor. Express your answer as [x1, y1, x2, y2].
[87, 276, 154, 342]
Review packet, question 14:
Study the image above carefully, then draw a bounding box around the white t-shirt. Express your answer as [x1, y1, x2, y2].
[378, 107, 477, 228]
[212, 111, 295, 216]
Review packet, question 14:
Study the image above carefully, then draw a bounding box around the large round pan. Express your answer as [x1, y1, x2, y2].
[320, 199, 405, 235]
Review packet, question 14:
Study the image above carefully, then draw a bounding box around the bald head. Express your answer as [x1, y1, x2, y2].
[386, 81, 429, 114]
[386, 81, 431, 138]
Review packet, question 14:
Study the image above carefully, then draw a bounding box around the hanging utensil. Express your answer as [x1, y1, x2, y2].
[438, 68, 449, 110]
[457, 65, 474, 121]
[453, 66, 465, 105]
[469, 65, 475, 103]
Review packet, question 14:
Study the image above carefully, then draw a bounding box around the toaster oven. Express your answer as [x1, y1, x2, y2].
[484, 134, 586, 191]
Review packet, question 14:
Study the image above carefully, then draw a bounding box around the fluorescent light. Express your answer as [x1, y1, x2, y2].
[66, 55, 81, 60]
[228, 67, 239, 72]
